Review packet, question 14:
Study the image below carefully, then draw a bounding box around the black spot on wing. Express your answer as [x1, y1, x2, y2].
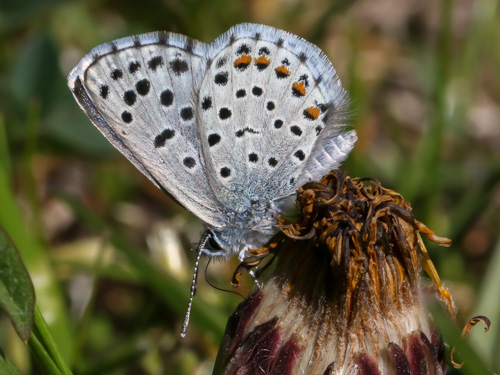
[129, 61, 141, 73]
[274, 119, 283, 129]
[111, 69, 123, 80]
[235, 127, 258, 137]
[220, 167, 231, 178]
[252, 86, 263, 96]
[249, 153, 258, 162]
[148, 56, 164, 71]
[317, 103, 329, 113]
[215, 71, 228, 86]
[183, 157, 196, 169]
[294, 150, 305, 161]
[277, 38, 284, 47]
[266, 101, 275, 111]
[268, 157, 278, 167]
[160, 90, 174, 107]
[236, 89, 246, 98]
[299, 52, 307, 63]
[216, 57, 227, 68]
[202, 96, 212, 110]
[219, 107, 232, 120]
[290, 125, 302, 136]
[180, 107, 193, 121]
[121, 111, 132, 123]
[123, 90, 136, 106]
[208, 133, 221, 146]
[132, 36, 141, 47]
[259, 47, 270, 55]
[136, 79, 150, 96]
[170, 58, 189, 76]
[110, 42, 118, 52]
[300, 74, 310, 86]
[237, 44, 250, 54]
[154, 128, 175, 148]
[100, 85, 109, 99]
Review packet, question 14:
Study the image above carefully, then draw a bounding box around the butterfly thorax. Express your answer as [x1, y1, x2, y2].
[206, 198, 284, 259]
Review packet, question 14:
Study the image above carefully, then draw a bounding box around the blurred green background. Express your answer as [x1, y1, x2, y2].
[0, 0, 499, 374]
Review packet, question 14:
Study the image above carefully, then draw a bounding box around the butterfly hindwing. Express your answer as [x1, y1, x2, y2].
[68, 32, 225, 226]
[198, 24, 356, 212]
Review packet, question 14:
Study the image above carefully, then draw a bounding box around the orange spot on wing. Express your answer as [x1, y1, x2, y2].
[305, 106, 320, 120]
[234, 55, 252, 67]
[275, 65, 290, 76]
[292, 81, 306, 96]
[255, 55, 270, 66]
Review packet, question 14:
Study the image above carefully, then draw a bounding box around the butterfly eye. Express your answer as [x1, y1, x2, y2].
[206, 235, 223, 253]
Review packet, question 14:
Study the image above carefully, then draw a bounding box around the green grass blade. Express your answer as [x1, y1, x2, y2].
[0, 226, 35, 341]
[31, 305, 73, 375]
[28, 331, 62, 375]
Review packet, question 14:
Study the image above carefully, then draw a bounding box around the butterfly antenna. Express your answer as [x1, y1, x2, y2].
[180, 232, 209, 338]
[204, 258, 245, 300]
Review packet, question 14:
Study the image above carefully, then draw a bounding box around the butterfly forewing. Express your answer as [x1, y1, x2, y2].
[68, 32, 226, 226]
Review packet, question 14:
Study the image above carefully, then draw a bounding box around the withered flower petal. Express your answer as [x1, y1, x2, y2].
[216, 171, 456, 375]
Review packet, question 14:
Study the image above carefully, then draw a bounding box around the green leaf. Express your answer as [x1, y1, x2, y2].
[0, 226, 35, 341]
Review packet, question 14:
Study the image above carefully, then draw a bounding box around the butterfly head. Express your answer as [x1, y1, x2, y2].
[200, 228, 226, 258]
[200, 207, 281, 260]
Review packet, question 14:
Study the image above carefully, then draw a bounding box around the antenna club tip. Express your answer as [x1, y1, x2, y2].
[180, 320, 189, 338]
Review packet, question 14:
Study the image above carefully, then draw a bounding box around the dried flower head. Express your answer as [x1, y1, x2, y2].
[215, 170, 457, 375]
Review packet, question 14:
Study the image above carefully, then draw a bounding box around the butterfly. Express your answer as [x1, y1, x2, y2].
[68, 23, 357, 335]
[68, 23, 356, 262]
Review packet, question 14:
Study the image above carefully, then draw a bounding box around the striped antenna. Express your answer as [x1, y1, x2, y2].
[180, 231, 209, 338]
